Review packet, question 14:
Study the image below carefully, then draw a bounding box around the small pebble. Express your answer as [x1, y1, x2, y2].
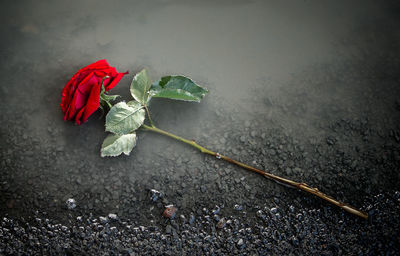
[108, 213, 118, 220]
[217, 218, 226, 229]
[163, 205, 177, 219]
[66, 198, 76, 210]
[234, 204, 243, 211]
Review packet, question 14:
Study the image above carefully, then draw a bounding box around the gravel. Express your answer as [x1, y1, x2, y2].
[1, 192, 399, 254]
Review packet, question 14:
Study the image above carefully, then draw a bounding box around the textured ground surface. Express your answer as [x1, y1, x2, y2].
[1, 0, 400, 255]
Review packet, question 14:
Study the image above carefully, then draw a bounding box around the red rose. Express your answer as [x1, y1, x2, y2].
[61, 59, 128, 125]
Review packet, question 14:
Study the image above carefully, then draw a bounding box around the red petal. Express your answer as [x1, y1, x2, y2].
[79, 59, 109, 73]
[81, 83, 101, 123]
[65, 74, 93, 121]
[106, 71, 129, 91]
[74, 107, 86, 125]
[61, 79, 77, 114]
[74, 74, 96, 110]
[66, 95, 77, 121]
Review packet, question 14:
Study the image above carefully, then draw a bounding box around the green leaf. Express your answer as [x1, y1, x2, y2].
[105, 101, 145, 135]
[127, 100, 142, 108]
[150, 76, 208, 102]
[130, 69, 152, 105]
[101, 133, 137, 157]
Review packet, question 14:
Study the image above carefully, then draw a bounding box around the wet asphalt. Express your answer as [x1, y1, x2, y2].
[1, 0, 400, 255]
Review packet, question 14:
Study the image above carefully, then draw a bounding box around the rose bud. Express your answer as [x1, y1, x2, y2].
[61, 59, 128, 125]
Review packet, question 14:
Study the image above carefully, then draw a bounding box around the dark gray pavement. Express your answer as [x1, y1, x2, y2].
[1, 1, 400, 255]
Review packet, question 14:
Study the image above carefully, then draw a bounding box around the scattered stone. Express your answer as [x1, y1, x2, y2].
[150, 189, 163, 202]
[216, 218, 226, 229]
[65, 198, 76, 210]
[99, 216, 108, 224]
[189, 214, 195, 225]
[256, 210, 266, 219]
[163, 205, 177, 219]
[270, 207, 278, 214]
[234, 204, 243, 211]
[108, 213, 118, 221]
[237, 238, 245, 249]
[212, 206, 221, 215]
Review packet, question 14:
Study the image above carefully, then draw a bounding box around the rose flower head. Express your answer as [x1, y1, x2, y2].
[61, 59, 128, 125]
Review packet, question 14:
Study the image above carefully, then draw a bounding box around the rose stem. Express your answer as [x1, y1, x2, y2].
[141, 124, 368, 220]
[144, 105, 155, 128]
